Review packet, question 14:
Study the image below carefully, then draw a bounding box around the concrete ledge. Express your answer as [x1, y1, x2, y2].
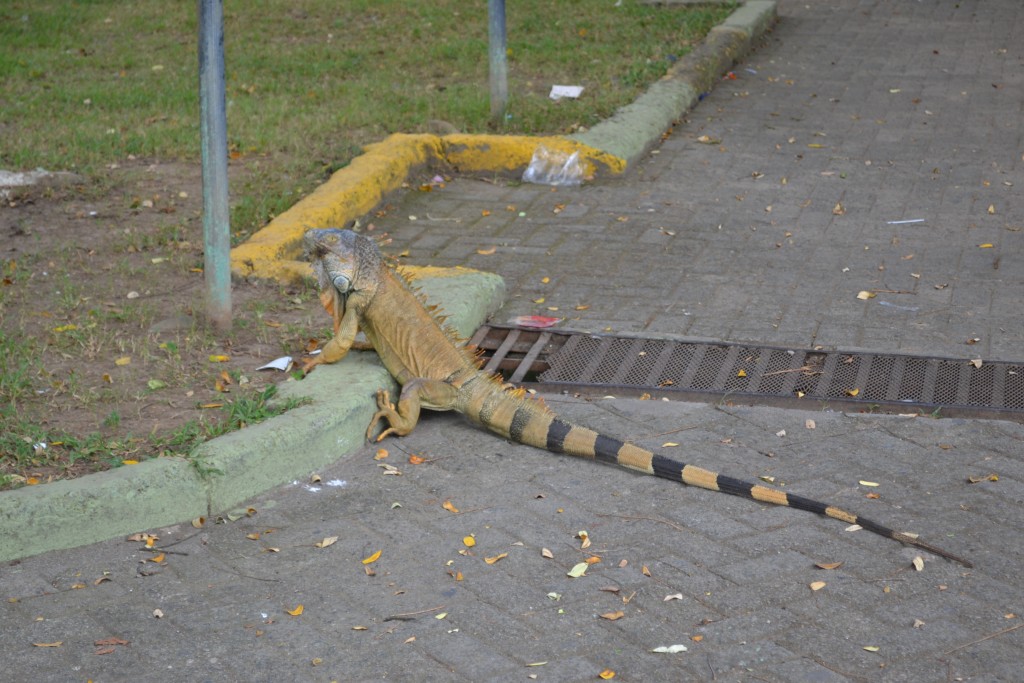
[0, 457, 205, 563]
[198, 353, 393, 514]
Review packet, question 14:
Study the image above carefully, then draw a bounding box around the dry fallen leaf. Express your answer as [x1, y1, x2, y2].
[541, 548, 554, 559]
[361, 549, 382, 564]
[286, 604, 304, 616]
[809, 581, 827, 591]
[315, 536, 338, 549]
[598, 669, 616, 680]
[863, 645, 880, 653]
[663, 593, 683, 602]
[94, 637, 129, 647]
[859, 480, 879, 487]
[913, 618, 926, 628]
[856, 290, 876, 300]
[32, 642, 63, 648]
[600, 611, 625, 621]
[484, 553, 508, 565]
[442, 500, 459, 513]
[476, 246, 497, 255]
[577, 530, 591, 549]
[463, 536, 476, 547]
[153, 608, 164, 618]
[567, 562, 589, 578]
[912, 556, 925, 571]
[815, 561, 843, 570]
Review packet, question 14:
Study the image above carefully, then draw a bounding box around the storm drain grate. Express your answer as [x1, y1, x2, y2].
[468, 325, 1024, 421]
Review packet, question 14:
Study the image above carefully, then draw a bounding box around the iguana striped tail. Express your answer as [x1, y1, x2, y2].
[469, 387, 972, 567]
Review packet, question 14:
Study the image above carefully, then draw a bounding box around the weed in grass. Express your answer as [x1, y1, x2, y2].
[155, 385, 310, 457]
[0, 332, 41, 406]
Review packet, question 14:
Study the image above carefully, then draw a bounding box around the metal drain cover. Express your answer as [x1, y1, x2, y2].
[468, 325, 1024, 421]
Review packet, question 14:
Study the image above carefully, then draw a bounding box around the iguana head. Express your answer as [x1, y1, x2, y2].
[304, 228, 359, 294]
[304, 228, 381, 333]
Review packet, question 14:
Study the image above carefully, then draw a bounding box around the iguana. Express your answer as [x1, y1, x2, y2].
[302, 228, 972, 568]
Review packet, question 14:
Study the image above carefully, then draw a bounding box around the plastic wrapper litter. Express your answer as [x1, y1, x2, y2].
[522, 146, 584, 186]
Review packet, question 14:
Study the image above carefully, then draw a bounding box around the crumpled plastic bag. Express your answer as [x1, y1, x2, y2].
[522, 145, 584, 186]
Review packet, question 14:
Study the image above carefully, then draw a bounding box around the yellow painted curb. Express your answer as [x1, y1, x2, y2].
[441, 134, 626, 176]
[230, 132, 625, 282]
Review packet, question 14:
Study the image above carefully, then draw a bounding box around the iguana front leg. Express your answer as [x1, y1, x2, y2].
[367, 379, 459, 441]
[301, 305, 360, 374]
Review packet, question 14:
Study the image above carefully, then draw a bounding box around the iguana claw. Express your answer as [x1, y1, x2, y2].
[366, 389, 399, 441]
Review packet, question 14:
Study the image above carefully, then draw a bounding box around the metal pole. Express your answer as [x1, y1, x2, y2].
[198, 0, 232, 333]
[488, 0, 508, 124]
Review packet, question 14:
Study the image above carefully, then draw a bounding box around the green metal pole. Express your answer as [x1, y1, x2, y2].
[488, 0, 508, 124]
[198, 0, 232, 333]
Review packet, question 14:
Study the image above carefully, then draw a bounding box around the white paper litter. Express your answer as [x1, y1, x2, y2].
[549, 85, 584, 100]
[257, 356, 293, 371]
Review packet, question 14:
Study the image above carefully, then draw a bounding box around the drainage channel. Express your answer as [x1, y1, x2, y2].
[467, 324, 1024, 421]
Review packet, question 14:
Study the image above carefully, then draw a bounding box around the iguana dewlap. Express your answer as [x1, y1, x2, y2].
[302, 228, 971, 568]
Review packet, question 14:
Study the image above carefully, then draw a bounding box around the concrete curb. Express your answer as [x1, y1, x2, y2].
[229, 1, 777, 283]
[0, 1, 774, 562]
[0, 270, 505, 562]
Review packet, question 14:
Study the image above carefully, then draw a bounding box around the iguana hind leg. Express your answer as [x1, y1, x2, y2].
[368, 379, 459, 441]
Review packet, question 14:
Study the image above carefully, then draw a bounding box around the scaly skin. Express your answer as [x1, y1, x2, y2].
[303, 228, 972, 568]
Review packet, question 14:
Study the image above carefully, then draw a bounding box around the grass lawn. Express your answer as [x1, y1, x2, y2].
[1, 0, 733, 236]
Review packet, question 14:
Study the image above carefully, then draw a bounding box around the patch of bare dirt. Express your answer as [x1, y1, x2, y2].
[0, 159, 328, 487]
